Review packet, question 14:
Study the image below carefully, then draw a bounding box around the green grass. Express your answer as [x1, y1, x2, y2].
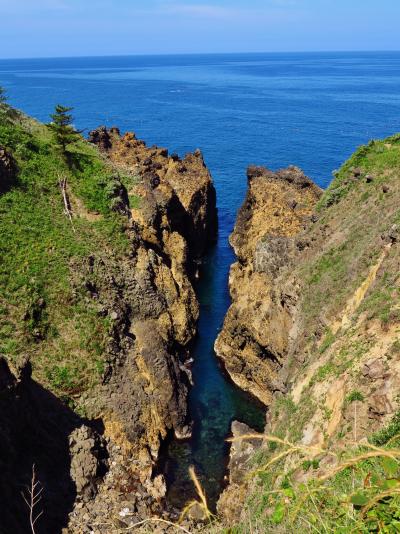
[231, 435, 400, 534]
[0, 110, 136, 401]
[318, 134, 400, 210]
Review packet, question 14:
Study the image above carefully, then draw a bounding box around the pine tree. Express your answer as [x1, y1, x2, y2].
[47, 105, 81, 158]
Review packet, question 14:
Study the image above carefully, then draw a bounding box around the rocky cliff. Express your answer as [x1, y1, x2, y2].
[68, 127, 217, 532]
[215, 165, 322, 405]
[216, 136, 400, 532]
[88, 126, 217, 262]
[0, 112, 216, 533]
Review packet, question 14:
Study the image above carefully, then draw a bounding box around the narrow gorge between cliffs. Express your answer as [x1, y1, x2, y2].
[162, 214, 266, 510]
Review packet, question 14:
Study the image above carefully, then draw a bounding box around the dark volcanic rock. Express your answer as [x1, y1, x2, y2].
[88, 126, 112, 151]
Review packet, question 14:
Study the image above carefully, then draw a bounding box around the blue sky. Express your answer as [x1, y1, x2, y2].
[1, 0, 399, 58]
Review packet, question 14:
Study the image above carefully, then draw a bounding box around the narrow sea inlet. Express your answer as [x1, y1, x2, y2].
[163, 240, 266, 509]
[2, 50, 400, 514]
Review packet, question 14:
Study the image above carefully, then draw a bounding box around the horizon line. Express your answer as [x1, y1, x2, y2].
[1, 49, 400, 61]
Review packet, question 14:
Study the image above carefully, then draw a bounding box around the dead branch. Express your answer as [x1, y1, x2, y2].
[59, 175, 76, 232]
[21, 464, 44, 534]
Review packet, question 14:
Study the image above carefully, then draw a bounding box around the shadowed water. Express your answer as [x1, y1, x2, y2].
[2, 51, 400, 506]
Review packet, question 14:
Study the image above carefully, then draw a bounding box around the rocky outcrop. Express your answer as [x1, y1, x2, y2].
[217, 422, 262, 523]
[64, 128, 218, 531]
[69, 426, 108, 503]
[0, 146, 17, 193]
[89, 126, 217, 261]
[215, 166, 322, 405]
[217, 140, 400, 525]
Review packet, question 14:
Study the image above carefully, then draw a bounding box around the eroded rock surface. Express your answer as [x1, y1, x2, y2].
[215, 166, 321, 405]
[65, 128, 218, 531]
[0, 357, 105, 534]
[217, 145, 400, 524]
[217, 422, 262, 524]
[89, 126, 217, 260]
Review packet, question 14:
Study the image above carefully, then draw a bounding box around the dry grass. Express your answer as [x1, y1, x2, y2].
[179, 466, 214, 524]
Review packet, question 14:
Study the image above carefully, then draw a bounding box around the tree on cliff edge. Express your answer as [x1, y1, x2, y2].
[47, 105, 81, 163]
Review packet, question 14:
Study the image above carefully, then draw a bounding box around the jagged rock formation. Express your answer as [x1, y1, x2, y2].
[89, 126, 217, 261]
[0, 111, 217, 533]
[215, 165, 322, 405]
[66, 128, 218, 531]
[217, 138, 400, 528]
[217, 422, 261, 523]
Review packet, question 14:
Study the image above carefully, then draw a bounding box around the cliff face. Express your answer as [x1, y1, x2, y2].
[0, 114, 217, 532]
[0, 358, 107, 534]
[217, 136, 400, 531]
[215, 165, 322, 405]
[68, 129, 218, 530]
[89, 126, 217, 262]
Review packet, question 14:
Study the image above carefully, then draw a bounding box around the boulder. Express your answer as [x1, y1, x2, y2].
[69, 425, 108, 502]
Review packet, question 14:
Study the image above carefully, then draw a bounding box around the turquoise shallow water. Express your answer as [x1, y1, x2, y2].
[2, 51, 400, 505]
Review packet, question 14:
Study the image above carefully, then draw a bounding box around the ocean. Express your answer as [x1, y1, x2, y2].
[2, 51, 400, 505]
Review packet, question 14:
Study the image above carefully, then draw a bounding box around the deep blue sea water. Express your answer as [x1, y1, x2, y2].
[2, 52, 400, 506]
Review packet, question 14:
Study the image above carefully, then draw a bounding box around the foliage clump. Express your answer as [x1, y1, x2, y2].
[47, 104, 82, 161]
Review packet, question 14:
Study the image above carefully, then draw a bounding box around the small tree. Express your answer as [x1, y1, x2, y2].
[47, 105, 81, 160]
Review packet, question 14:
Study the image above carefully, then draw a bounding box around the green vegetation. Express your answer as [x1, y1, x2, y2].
[371, 411, 400, 447]
[346, 390, 365, 403]
[231, 434, 400, 533]
[47, 104, 81, 161]
[214, 134, 400, 533]
[318, 134, 400, 210]
[299, 133, 400, 353]
[0, 105, 135, 402]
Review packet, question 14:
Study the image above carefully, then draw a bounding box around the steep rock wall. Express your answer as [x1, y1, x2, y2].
[0, 116, 217, 533]
[214, 165, 321, 405]
[217, 137, 400, 528]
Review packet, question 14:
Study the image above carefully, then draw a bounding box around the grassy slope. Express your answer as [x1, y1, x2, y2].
[223, 136, 400, 533]
[0, 108, 134, 404]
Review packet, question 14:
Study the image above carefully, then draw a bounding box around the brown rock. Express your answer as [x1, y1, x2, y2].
[368, 394, 394, 419]
[215, 165, 321, 404]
